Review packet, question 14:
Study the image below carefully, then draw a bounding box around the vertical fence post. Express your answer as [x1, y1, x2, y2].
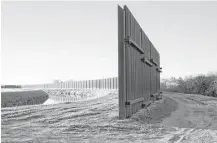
[85, 80, 87, 89]
[94, 80, 96, 89]
[109, 78, 111, 89]
[107, 78, 108, 89]
[78, 81, 80, 89]
[99, 79, 101, 89]
[107, 78, 109, 89]
[74, 81, 75, 89]
[112, 78, 114, 89]
[77, 81, 78, 89]
[95, 80, 96, 89]
[118, 5, 126, 119]
[105, 79, 107, 89]
[90, 80, 92, 89]
[77, 81, 79, 89]
[87, 80, 89, 89]
[83, 80, 85, 89]
[113, 77, 115, 90]
[110, 78, 112, 89]
[116, 77, 118, 89]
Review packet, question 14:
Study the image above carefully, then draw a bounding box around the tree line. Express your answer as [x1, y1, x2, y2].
[1, 85, 22, 88]
[160, 72, 217, 97]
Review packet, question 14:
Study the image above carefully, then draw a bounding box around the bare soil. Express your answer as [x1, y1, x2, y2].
[1, 90, 217, 142]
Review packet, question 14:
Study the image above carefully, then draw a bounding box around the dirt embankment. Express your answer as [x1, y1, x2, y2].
[1, 90, 49, 107]
[132, 92, 217, 130]
[131, 96, 178, 125]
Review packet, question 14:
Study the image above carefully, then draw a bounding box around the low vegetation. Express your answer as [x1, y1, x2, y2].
[1, 90, 49, 107]
[1, 85, 22, 88]
[161, 72, 217, 97]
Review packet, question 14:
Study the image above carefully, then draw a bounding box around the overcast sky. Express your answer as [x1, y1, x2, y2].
[1, 1, 217, 84]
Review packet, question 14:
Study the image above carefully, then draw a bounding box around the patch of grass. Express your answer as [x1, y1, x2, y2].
[1, 90, 49, 107]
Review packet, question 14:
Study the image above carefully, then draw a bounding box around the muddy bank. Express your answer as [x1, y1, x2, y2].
[1, 90, 49, 107]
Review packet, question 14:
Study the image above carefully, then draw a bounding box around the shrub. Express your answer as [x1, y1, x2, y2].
[161, 72, 217, 97]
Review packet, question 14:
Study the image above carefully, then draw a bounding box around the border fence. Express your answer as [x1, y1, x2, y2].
[118, 5, 162, 119]
[21, 5, 161, 119]
[22, 77, 118, 90]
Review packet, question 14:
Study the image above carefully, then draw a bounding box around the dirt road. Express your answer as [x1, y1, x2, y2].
[162, 92, 217, 130]
[1, 90, 217, 142]
[157, 92, 217, 142]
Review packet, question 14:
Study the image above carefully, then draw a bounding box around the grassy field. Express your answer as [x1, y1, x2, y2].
[1, 89, 49, 107]
[1, 90, 217, 142]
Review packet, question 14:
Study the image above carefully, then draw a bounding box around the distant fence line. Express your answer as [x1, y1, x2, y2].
[22, 77, 118, 90]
